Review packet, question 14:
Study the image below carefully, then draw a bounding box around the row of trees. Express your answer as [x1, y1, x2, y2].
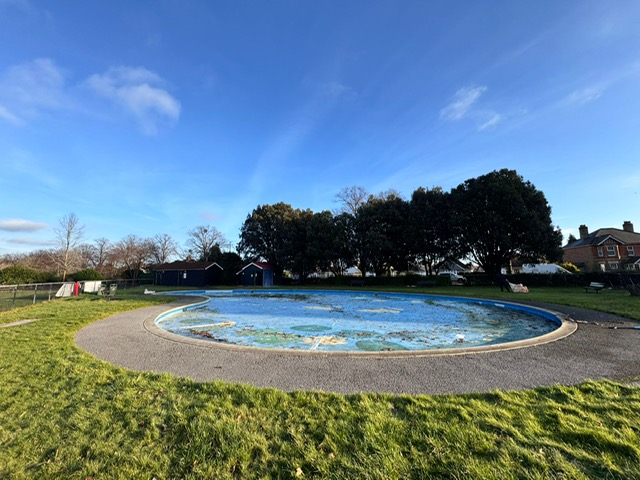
[0, 216, 235, 282]
[239, 169, 563, 281]
[2, 169, 563, 285]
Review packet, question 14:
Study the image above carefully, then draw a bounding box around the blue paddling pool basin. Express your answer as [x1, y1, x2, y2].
[155, 290, 567, 353]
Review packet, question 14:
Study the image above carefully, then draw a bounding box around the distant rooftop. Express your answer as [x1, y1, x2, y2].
[564, 221, 640, 249]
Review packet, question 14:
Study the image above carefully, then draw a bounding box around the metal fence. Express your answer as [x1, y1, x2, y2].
[0, 278, 151, 312]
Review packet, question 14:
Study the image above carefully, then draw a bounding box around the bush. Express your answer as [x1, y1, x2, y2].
[0, 265, 47, 285]
[38, 271, 62, 283]
[558, 262, 580, 273]
[71, 269, 104, 281]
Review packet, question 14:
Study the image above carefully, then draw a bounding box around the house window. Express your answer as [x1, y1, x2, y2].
[607, 245, 616, 257]
[609, 262, 619, 270]
[599, 263, 606, 272]
[597, 247, 603, 257]
[628, 246, 635, 256]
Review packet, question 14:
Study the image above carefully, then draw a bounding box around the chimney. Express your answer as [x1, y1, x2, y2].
[579, 224, 589, 239]
[623, 221, 634, 233]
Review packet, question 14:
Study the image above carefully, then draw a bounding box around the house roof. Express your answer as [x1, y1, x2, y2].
[563, 228, 640, 249]
[153, 261, 223, 271]
[442, 257, 472, 271]
[236, 262, 273, 275]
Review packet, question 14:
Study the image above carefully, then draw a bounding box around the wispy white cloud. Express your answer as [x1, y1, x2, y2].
[6, 237, 56, 247]
[440, 85, 487, 121]
[247, 78, 355, 198]
[3, 58, 65, 107]
[1, 147, 61, 188]
[0, 0, 34, 12]
[478, 113, 503, 130]
[248, 119, 311, 195]
[560, 61, 640, 110]
[319, 81, 356, 100]
[0, 59, 180, 134]
[0, 219, 48, 232]
[0, 104, 23, 125]
[86, 66, 181, 135]
[440, 84, 506, 131]
[566, 86, 602, 106]
[0, 58, 69, 123]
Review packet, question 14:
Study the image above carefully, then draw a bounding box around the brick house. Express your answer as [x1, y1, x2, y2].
[562, 221, 640, 272]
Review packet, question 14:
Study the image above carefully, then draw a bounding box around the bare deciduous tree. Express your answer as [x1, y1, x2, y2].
[92, 238, 112, 275]
[76, 237, 114, 275]
[53, 212, 85, 280]
[335, 186, 369, 216]
[111, 235, 153, 278]
[77, 243, 98, 270]
[149, 233, 179, 265]
[186, 226, 229, 261]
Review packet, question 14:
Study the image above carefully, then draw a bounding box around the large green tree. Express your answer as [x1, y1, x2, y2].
[325, 212, 357, 276]
[282, 208, 315, 282]
[238, 203, 298, 279]
[301, 210, 336, 278]
[451, 169, 563, 277]
[355, 193, 411, 276]
[409, 187, 461, 275]
[210, 251, 244, 285]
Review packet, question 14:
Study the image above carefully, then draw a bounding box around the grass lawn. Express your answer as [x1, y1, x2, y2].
[1, 288, 639, 479]
[0, 285, 60, 312]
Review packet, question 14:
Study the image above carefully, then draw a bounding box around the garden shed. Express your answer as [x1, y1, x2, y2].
[237, 262, 274, 287]
[153, 261, 223, 287]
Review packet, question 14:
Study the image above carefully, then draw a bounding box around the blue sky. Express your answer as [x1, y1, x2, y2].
[1, 0, 639, 255]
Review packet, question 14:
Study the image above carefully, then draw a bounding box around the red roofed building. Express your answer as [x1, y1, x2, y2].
[236, 262, 274, 287]
[562, 221, 640, 272]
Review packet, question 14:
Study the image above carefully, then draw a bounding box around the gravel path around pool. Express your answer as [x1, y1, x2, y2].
[75, 296, 640, 395]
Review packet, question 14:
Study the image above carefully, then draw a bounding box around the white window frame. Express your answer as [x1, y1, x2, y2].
[607, 245, 616, 257]
[597, 246, 603, 257]
[627, 246, 635, 256]
[610, 262, 619, 270]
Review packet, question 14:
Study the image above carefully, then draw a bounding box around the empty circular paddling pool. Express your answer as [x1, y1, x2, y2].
[154, 290, 571, 354]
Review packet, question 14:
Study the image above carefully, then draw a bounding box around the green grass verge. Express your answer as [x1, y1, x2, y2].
[1, 293, 639, 478]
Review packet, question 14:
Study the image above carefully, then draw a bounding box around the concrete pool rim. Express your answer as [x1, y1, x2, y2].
[145, 289, 578, 358]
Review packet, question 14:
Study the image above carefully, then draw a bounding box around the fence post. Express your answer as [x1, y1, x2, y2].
[48, 283, 53, 301]
[33, 284, 38, 304]
[12, 286, 17, 308]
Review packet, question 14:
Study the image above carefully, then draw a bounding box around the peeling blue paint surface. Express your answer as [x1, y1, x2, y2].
[156, 291, 558, 352]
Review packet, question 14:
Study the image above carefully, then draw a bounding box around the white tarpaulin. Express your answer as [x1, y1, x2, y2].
[55, 283, 74, 297]
[83, 281, 102, 293]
